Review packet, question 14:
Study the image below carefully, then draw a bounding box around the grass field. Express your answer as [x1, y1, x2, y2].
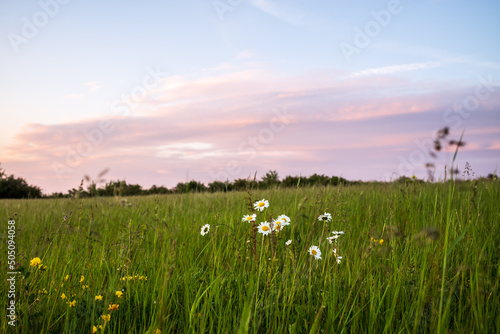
[1, 180, 499, 333]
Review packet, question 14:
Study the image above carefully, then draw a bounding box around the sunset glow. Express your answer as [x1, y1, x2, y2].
[1, 0, 499, 194]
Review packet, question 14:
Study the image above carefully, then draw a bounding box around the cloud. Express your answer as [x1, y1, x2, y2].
[352, 61, 442, 77]
[236, 50, 255, 60]
[4, 64, 500, 193]
[488, 143, 500, 150]
[156, 142, 215, 159]
[64, 81, 101, 100]
[83, 81, 102, 92]
[248, 0, 303, 25]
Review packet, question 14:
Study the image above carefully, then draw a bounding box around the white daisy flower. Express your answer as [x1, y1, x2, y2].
[327, 231, 344, 244]
[257, 222, 272, 235]
[200, 224, 210, 236]
[308, 245, 322, 260]
[277, 214, 291, 226]
[285, 239, 292, 246]
[254, 199, 269, 212]
[326, 235, 339, 244]
[272, 219, 283, 232]
[333, 249, 342, 264]
[242, 214, 256, 223]
[318, 212, 332, 222]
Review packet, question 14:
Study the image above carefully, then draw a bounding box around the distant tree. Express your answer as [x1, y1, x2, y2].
[173, 181, 206, 193]
[282, 175, 301, 188]
[49, 192, 67, 198]
[99, 180, 142, 197]
[308, 173, 330, 186]
[299, 175, 310, 186]
[124, 183, 143, 196]
[187, 180, 207, 192]
[0, 164, 42, 198]
[86, 181, 98, 197]
[261, 170, 280, 188]
[147, 185, 170, 195]
[102, 180, 121, 196]
[208, 181, 228, 193]
[233, 178, 257, 191]
[330, 176, 348, 186]
[173, 182, 187, 193]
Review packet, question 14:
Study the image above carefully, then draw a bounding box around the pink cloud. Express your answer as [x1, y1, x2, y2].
[3, 67, 500, 193]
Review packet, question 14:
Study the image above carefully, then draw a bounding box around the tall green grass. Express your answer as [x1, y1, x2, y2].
[1, 180, 499, 333]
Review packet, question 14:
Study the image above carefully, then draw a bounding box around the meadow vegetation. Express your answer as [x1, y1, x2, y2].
[1, 179, 499, 333]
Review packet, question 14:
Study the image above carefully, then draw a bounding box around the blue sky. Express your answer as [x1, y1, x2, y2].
[1, 0, 499, 193]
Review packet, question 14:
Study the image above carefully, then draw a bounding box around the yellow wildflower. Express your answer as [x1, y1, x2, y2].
[95, 295, 103, 301]
[108, 303, 119, 311]
[61, 293, 67, 300]
[155, 329, 162, 334]
[82, 285, 89, 290]
[380, 239, 384, 245]
[80, 275, 85, 283]
[30, 257, 42, 267]
[64, 275, 69, 281]
[68, 300, 76, 307]
[115, 291, 123, 298]
[93, 326, 97, 334]
[102, 314, 111, 322]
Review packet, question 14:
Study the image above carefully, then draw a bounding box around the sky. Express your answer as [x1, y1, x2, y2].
[0, 0, 499, 194]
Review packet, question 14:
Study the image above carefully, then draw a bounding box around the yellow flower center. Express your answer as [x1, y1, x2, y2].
[311, 250, 317, 256]
[281, 218, 286, 222]
[246, 216, 252, 220]
[262, 225, 269, 231]
[258, 202, 265, 207]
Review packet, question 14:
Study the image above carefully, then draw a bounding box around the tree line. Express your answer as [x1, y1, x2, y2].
[1, 164, 496, 199]
[0, 165, 354, 199]
[0, 165, 42, 199]
[48, 171, 352, 198]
